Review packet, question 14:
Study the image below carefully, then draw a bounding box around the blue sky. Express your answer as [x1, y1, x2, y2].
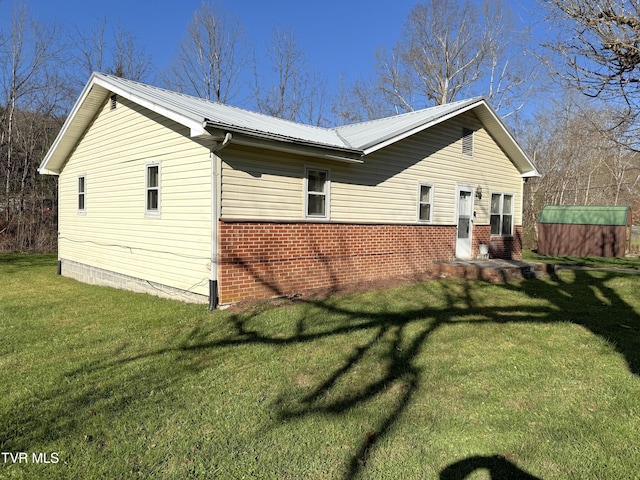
[0, 0, 418, 80]
[0, 0, 545, 114]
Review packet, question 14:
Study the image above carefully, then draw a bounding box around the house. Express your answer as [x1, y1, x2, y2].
[39, 73, 539, 307]
[537, 205, 632, 257]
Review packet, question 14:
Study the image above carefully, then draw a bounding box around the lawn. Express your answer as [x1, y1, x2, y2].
[523, 249, 640, 270]
[1, 254, 640, 479]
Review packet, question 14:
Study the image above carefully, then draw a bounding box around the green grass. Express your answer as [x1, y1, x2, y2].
[523, 249, 640, 270]
[1, 254, 640, 479]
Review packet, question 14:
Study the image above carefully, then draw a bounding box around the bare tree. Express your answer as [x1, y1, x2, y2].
[74, 18, 107, 75]
[374, 0, 537, 116]
[481, 0, 540, 117]
[543, 0, 640, 101]
[0, 3, 63, 250]
[521, 94, 640, 249]
[111, 26, 153, 80]
[542, 0, 640, 148]
[1, 5, 56, 216]
[375, 46, 415, 113]
[332, 74, 390, 125]
[254, 27, 329, 126]
[165, 1, 249, 103]
[72, 18, 153, 85]
[601, 143, 640, 205]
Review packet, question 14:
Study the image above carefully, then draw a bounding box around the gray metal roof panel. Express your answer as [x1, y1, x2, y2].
[94, 73, 348, 149]
[334, 98, 483, 151]
[39, 73, 538, 177]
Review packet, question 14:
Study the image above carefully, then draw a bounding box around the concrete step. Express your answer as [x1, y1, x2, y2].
[431, 260, 550, 283]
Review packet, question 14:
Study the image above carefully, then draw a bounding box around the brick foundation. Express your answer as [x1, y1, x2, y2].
[218, 221, 458, 303]
[473, 225, 523, 260]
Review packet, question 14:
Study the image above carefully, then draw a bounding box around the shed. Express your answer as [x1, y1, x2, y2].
[537, 205, 632, 257]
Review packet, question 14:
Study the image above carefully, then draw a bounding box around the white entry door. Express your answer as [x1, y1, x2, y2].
[456, 186, 474, 258]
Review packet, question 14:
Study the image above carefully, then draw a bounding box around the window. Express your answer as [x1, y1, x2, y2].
[78, 175, 86, 212]
[462, 127, 473, 156]
[418, 183, 433, 222]
[305, 167, 329, 218]
[490, 193, 513, 236]
[146, 164, 160, 213]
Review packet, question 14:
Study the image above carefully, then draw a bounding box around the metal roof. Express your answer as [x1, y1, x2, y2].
[39, 73, 539, 177]
[539, 205, 631, 226]
[334, 98, 482, 151]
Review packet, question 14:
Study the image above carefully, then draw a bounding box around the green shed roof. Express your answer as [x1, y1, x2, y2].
[538, 205, 630, 226]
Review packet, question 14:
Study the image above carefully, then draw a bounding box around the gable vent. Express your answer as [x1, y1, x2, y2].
[462, 127, 473, 156]
[110, 94, 117, 110]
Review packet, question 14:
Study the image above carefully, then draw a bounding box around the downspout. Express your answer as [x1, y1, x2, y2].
[208, 132, 232, 310]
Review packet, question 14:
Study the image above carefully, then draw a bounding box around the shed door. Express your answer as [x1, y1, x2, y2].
[456, 186, 474, 258]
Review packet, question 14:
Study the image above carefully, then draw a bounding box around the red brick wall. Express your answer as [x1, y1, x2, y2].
[218, 221, 523, 303]
[218, 221, 456, 303]
[473, 225, 523, 260]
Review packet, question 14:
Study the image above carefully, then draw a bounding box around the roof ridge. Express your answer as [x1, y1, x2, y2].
[333, 97, 484, 131]
[334, 128, 354, 149]
[334, 108, 431, 131]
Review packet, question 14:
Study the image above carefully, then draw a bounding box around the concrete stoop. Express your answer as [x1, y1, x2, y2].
[431, 259, 550, 283]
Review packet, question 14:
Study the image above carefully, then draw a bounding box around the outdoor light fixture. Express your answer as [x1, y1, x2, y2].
[475, 186, 483, 200]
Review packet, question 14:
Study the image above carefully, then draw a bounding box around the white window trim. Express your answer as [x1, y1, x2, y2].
[490, 192, 514, 237]
[417, 183, 433, 223]
[78, 174, 86, 214]
[304, 166, 330, 220]
[145, 162, 161, 216]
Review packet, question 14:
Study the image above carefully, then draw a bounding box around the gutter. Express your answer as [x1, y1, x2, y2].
[208, 132, 232, 310]
[201, 120, 364, 164]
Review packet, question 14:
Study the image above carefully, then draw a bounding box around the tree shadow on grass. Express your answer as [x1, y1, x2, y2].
[440, 454, 542, 479]
[512, 269, 640, 376]
[262, 269, 640, 478]
[2, 268, 639, 478]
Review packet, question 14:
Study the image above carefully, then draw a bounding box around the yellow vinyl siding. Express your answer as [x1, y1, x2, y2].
[58, 96, 214, 296]
[333, 113, 522, 225]
[219, 111, 523, 227]
[221, 146, 303, 219]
